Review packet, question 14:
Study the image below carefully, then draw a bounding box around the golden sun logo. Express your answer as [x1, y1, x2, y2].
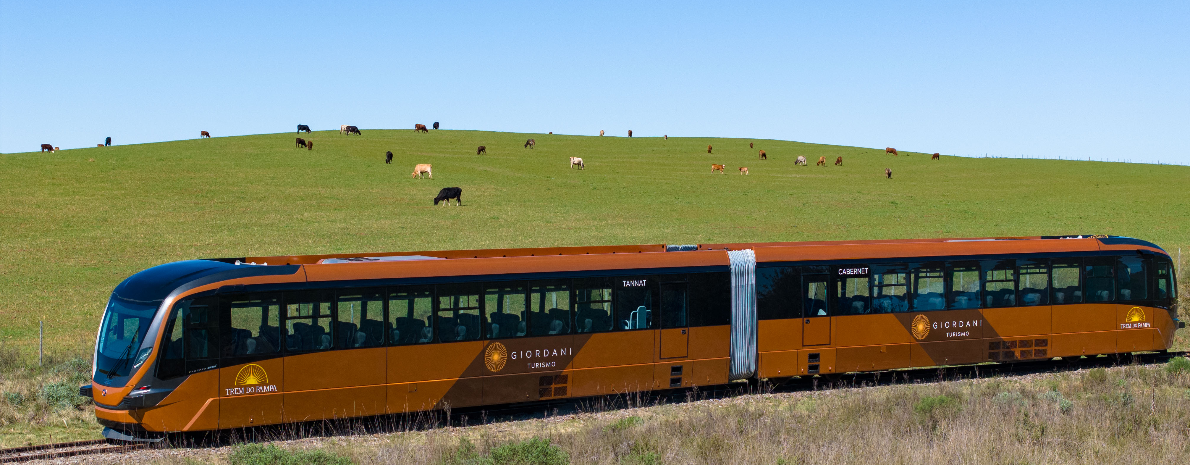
[911, 314, 930, 340]
[1125, 307, 1146, 323]
[485, 342, 508, 372]
[235, 364, 268, 386]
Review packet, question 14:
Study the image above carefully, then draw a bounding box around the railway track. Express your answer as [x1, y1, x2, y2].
[4, 351, 1185, 461]
[0, 439, 146, 463]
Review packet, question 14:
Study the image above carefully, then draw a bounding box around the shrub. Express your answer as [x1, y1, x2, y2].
[605, 415, 643, 432]
[1164, 356, 1190, 375]
[913, 395, 960, 418]
[1085, 367, 1108, 384]
[489, 438, 569, 465]
[38, 382, 85, 410]
[993, 391, 1024, 407]
[3, 391, 22, 407]
[620, 441, 660, 465]
[227, 443, 352, 465]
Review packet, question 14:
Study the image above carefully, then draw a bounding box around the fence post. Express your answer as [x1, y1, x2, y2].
[39, 320, 43, 367]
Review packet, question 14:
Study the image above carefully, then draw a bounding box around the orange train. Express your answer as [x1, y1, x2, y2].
[84, 235, 1182, 441]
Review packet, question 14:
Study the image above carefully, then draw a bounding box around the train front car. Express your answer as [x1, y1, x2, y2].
[84, 259, 301, 442]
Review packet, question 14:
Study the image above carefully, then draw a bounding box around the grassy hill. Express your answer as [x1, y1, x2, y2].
[1, 129, 1189, 355]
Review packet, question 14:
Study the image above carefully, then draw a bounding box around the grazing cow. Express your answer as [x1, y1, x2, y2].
[711, 164, 725, 174]
[707, 145, 713, 154]
[817, 156, 826, 166]
[306, 141, 313, 150]
[524, 139, 535, 149]
[750, 142, 754, 149]
[54, 147, 59, 151]
[345, 126, 361, 135]
[385, 151, 393, 164]
[739, 167, 749, 175]
[414, 124, 428, 133]
[885, 147, 898, 156]
[600, 130, 604, 136]
[295, 137, 307, 148]
[664, 135, 668, 140]
[549, 132, 553, 134]
[433, 122, 439, 130]
[340, 125, 348, 135]
[759, 150, 767, 160]
[932, 153, 940, 160]
[297, 124, 311, 133]
[628, 130, 633, 137]
[796, 156, 807, 165]
[105, 137, 111, 146]
[835, 156, 843, 166]
[476, 145, 487, 155]
[885, 168, 892, 179]
[570, 157, 585, 169]
[97, 144, 104, 147]
[200, 131, 211, 138]
[412, 164, 433, 179]
[434, 187, 463, 206]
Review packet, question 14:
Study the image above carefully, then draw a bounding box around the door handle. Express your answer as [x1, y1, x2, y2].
[805, 319, 810, 324]
[681, 329, 686, 335]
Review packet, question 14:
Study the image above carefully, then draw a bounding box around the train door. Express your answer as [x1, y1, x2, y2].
[659, 282, 689, 359]
[802, 271, 831, 346]
[218, 293, 285, 428]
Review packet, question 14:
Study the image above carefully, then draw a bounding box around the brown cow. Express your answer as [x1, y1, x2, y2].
[707, 145, 713, 154]
[306, 141, 313, 151]
[628, 130, 633, 137]
[477, 145, 487, 155]
[835, 156, 843, 166]
[40, 144, 53, 152]
[711, 164, 725, 174]
[739, 167, 749, 175]
[97, 144, 104, 148]
[200, 131, 211, 138]
[749, 142, 753, 149]
[664, 135, 668, 140]
[415, 124, 428, 133]
[885, 147, 897, 156]
[932, 153, 940, 160]
[54, 147, 59, 151]
[759, 150, 766, 160]
[885, 168, 892, 179]
[295, 137, 307, 148]
[817, 156, 826, 166]
[412, 164, 432, 179]
[600, 130, 604, 136]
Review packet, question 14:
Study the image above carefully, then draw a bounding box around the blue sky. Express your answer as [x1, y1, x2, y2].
[2, 1, 1187, 164]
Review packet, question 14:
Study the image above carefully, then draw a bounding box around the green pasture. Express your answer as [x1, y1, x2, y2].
[2, 129, 1189, 355]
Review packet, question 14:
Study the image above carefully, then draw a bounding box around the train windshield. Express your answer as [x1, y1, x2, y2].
[95, 297, 160, 383]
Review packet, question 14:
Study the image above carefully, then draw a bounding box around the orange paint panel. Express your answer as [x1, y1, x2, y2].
[759, 350, 799, 378]
[386, 380, 453, 414]
[1117, 329, 1158, 353]
[388, 342, 483, 384]
[1049, 332, 1116, 358]
[690, 359, 728, 386]
[94, 405, 137, 425]
[442, 377, 484, 408]
[138, 370, 218, 432]
[832, 314, 914, 347]
[221, 393, 284, 428]
[283, 348, 385, 391]
[803, 318, 830, 346]
[183, 398, 219, 432]
[837, 344, 911, 372]
[659, 328, 688, 359]
[688, 326, 730, 360]
[983, 306, 1052, 338]
[219, 358, 284, 428]
[569, 364, 653, 397]
[799, 348, 836, 375]
[911, 340, 985, 367]
[283, 385, 386, 422]
[572, 331, 654, 369]
[1052, 304, 1115, 333]
[758, 319, 799, 352]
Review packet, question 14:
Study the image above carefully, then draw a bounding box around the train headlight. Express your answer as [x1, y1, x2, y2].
[131, 347, 153, 369]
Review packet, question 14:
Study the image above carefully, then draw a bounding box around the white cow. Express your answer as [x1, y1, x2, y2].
[569, 157, 585, 170]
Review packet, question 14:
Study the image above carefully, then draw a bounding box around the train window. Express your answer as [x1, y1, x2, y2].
[982, 260, 1016, 308]
[835, 266, 870, 315]
[575, 278, 615, 333]
[157, 300, 187, 380]
[689, 272, 731, 326]
[1155, 260, 1174, 304]
[387, 287, 433, 345]
[285, 291, 333, 352]
[910, 263, 946, 311]
[336, 290, 384, 348]
[1117, 256, 1147, 302]
[531, 280, 572, 336]
[486, 283, 528, 339]
[1085, 258, 1115, 302]
[757, 267, 799, 320]
[948, 263, 980, 309]
[1017, 260, 1050, 306]
[616, 276, 656, 330]
[184, 298, 218, 367]
[871, 264, 908, 313]
[224, 294, 281, 358]
[1051, 260, 1082, 304]
[660, 283, 688, 328]
[803, 273, 830, 317]
[437, 284, 482, 342]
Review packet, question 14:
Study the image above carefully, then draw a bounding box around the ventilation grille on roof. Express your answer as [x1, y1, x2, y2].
[666, 245, 698, 252]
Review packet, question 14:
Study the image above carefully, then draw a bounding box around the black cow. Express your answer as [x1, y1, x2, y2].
[345, 126, 362, 135]
[297, 124, 311, 133]
[105, 137, 111, 146]
[296, 137, 307, 148]
[433, 122, 439, 130]
[385, 151, 393, 164]
[434, 187, 462, 206]
[40, 144, 54, 152]
[524, 139, 535, 149]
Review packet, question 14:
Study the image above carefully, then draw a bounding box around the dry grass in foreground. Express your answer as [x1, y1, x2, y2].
[66, 357, 1188, 465]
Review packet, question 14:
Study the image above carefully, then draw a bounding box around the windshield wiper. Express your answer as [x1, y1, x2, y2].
[103, 337, 138, 380]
